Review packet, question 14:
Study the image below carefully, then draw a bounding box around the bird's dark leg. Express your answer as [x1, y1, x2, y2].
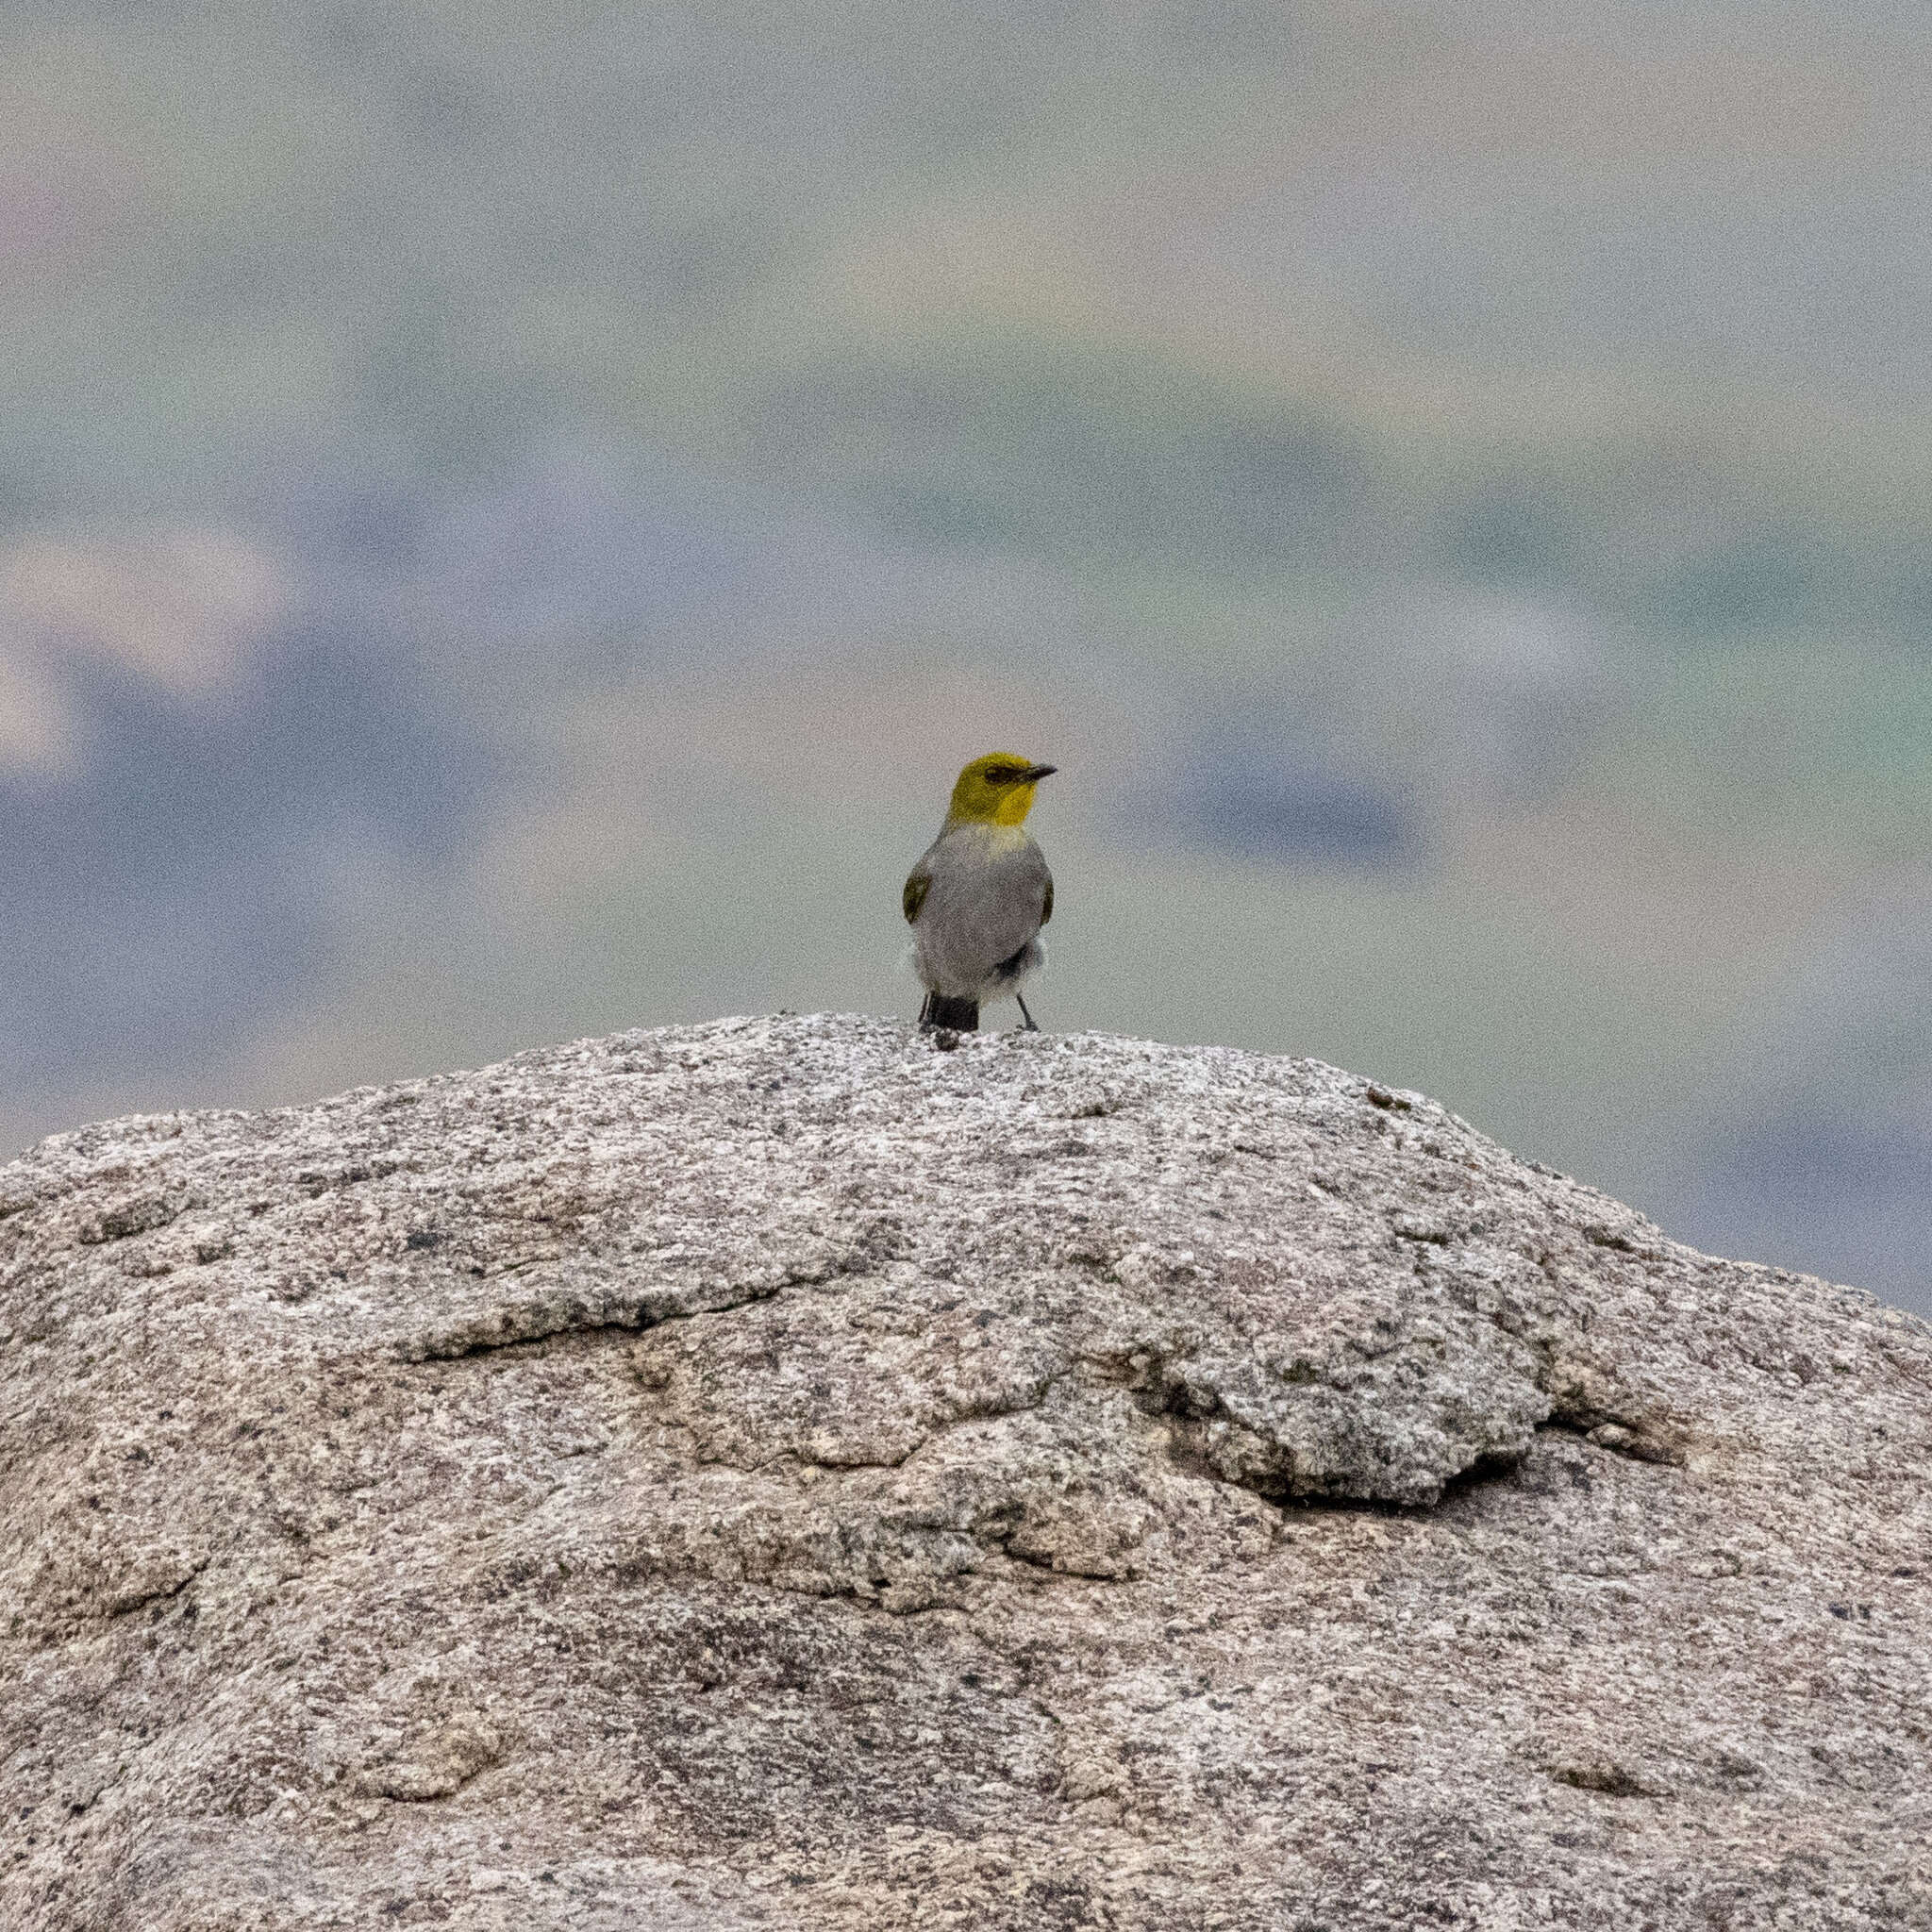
[1015, 994, 1040, 1032]
[918, 991, 932, 1027]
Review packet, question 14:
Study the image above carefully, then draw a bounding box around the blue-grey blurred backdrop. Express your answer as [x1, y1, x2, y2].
[5, 2, 1930, 1315]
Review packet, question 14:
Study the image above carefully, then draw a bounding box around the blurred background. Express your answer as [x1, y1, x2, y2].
[4, 1, 1930, 1315]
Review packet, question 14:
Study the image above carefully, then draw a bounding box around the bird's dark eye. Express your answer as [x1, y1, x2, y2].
[985, 766, 1018, 784]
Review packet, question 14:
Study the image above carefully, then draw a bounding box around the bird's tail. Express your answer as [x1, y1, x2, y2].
[920, 993, 980, 1031]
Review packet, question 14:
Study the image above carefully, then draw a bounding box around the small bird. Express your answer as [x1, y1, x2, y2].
[903, 753, 1057, 1033]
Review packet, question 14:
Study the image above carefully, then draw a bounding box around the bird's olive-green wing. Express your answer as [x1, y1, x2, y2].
[1040, 873, 1053, 926]
[902, 860, 932, 924]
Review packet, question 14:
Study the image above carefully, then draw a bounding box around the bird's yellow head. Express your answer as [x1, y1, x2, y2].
[944, 753, 1058, 827]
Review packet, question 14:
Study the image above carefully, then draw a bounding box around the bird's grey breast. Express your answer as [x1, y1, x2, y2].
[913, 824, 1051, 994]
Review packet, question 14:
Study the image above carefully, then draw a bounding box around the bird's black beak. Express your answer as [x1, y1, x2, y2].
[1022, 763, 1058, 783]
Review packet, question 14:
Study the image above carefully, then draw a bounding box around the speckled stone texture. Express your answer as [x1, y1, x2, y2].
[2, 1014, 1928, 1930]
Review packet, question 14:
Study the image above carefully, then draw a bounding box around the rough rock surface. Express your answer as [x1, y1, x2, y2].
[2, 1014, 1929, 1930]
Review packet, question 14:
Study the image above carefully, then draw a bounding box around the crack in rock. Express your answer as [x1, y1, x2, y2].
[399, 1278, 784, 1362]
